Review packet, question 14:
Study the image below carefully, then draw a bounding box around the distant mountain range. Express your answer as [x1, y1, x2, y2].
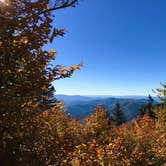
[56, 95, 158, 121]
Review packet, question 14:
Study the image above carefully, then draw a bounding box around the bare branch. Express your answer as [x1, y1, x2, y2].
[39, 0, 78, 15]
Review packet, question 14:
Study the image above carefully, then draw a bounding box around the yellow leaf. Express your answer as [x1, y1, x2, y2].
[50, 48, 56, 58]
[23, 37, 28, 44]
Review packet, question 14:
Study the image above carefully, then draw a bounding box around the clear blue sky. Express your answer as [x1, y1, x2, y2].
[46, 0, 166, 96]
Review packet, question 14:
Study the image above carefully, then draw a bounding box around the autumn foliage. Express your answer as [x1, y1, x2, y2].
[0, 0, 166, 165]
[66, 106, 166, 166]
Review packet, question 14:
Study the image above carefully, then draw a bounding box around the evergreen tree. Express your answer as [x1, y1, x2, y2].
[113, 103, 125, 126]
[154, 82, 166, 106]
[153, 83, 166, 122]
[138, 95, 155, 118]
[138, 104, 147, 117]
[146, 95, 155, 118]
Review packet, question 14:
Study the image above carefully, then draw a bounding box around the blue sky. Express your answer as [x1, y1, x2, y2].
[46, 0, 166, 96]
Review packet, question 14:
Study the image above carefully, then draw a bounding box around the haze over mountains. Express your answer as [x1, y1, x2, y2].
[56, 95, 158, 121]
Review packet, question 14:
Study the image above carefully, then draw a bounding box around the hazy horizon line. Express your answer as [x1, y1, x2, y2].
[56, 94, 157, 97]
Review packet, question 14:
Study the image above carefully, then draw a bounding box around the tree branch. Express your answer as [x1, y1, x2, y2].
[39, 0, 78, 15]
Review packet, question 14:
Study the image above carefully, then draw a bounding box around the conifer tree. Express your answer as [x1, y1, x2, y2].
[138, 104, 147, 117]
[146, 95, 155, 118]
[138, 95, 155, 118]
[113, 103, 125, 126]
[155, 83, 166, 106]
[153, 83, 166, 122]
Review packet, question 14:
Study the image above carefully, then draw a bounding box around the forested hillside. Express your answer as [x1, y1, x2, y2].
[63, 97, 149, 120]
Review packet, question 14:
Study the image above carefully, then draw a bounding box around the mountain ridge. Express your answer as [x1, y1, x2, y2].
[56, 94, 158, 121]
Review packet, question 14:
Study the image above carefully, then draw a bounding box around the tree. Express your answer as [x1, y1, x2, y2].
[138, 104, 147, 117]
[0, 0, 81, 165]
[112, 103, 125, 126]
[154, 82, 166, 106]
[138, 95, 155, 118]
[153, 83, 166, 122]
[86, 106, 111, 143]
[146, 95, 155, 118]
